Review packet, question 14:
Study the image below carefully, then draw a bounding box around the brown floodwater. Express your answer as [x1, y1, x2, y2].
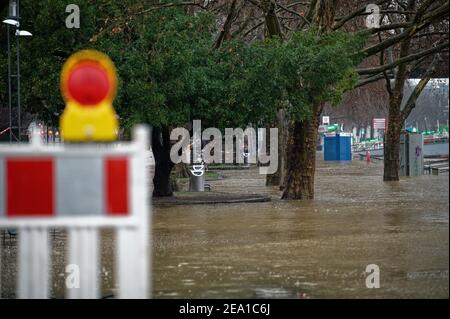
[1, 158, 448, 298]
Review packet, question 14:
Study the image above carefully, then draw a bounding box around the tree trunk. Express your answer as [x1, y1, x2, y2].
[278, 109, 289, 190]
[265, 124, 281, 185]
[266, 109, 288, 186]
[214, 0, 238, 48]
[383, 94, 403, 181]
[152, 126, 175, 197]
[313, 0, 338, 33]
[382, 17, 413, 182]
[261, 0, 283, 39]
[282, 104, 322, 199]
[173, 162, 189, 178]
[262, 0, 284, 187]
[280, 0, 335, 199]
[382, 51, 436, 182]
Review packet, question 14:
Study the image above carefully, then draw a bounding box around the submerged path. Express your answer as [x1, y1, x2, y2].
[151, 158, 449, 298]
[1, 157, 448, 298]
[154, 191, 271, 206]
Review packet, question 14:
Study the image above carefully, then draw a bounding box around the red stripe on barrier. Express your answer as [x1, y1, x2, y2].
[105, 157, 129, 215]
[6, 158, 54, 217]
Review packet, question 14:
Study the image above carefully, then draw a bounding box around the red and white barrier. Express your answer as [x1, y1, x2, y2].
[0, 126, 153, 299]
[0, 156, 130, 218]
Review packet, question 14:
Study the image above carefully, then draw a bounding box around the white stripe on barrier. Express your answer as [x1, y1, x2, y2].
[18, 227, 49, 299]
[117, 227, 146, 298]
[67, 227, 99, 299]
[56, 157, 104, 216]
[116, 126, 151, 298]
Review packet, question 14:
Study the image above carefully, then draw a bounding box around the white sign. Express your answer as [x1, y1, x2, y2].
[318, 125, 328, 133]
[373, 118, 386, 130]
[322, 116, 330, 125]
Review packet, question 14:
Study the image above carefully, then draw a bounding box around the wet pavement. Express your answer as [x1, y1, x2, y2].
[1, 157, 448, 298]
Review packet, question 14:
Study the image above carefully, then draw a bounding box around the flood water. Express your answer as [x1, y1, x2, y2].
[1, 157, 448, 298]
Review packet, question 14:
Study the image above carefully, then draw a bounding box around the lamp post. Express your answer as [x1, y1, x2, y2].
[7, 22, 12, 142]
[3, 0, 32, 142]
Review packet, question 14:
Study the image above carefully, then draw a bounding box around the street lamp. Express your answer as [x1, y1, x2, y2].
[2, 19, 19, 27]
[16, 30, 32, 36]
[8, 0, 18, 17]
[2, 0, 32, 142]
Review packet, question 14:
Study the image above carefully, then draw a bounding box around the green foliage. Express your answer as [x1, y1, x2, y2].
[221, 29, 365, 122]
[0, 1, 364, 130]
[1, 0, 102, 125]
[94, 3, 217, 129]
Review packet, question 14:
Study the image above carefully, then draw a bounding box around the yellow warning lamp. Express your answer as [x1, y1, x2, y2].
[60, 50, 118, 142]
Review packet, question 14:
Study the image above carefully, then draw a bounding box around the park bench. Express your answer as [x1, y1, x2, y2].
[431, 165, 449, 175]
[424, 160, 449, 175]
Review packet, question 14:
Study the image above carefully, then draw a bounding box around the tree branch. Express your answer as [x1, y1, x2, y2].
[138, 1, 208, 13]
[378, 32, 393, 95]
[354, 74, 385, 88]
[276, 2, 311, 26]
[401, 53, 442, 120]
[332, 0, 390, 30]
[214, 0, 239, 48]
[357, 22, 411, 37]
[360, 1, 449, 57]
[357, 40, 449, 75]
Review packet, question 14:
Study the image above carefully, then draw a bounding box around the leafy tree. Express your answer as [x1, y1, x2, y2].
[0, 0, 99, 125]
[1, 0, 362, 197]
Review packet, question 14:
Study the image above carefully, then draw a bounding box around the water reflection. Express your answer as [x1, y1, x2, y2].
[153, 160, 448, 298]
[1, 159, 448, 298]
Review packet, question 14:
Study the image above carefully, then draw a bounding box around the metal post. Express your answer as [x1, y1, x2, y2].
[16, 30, 21, 141]
[7, 25, 12, 143]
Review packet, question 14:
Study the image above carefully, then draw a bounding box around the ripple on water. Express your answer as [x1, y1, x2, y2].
[254, 288, 295, 299]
